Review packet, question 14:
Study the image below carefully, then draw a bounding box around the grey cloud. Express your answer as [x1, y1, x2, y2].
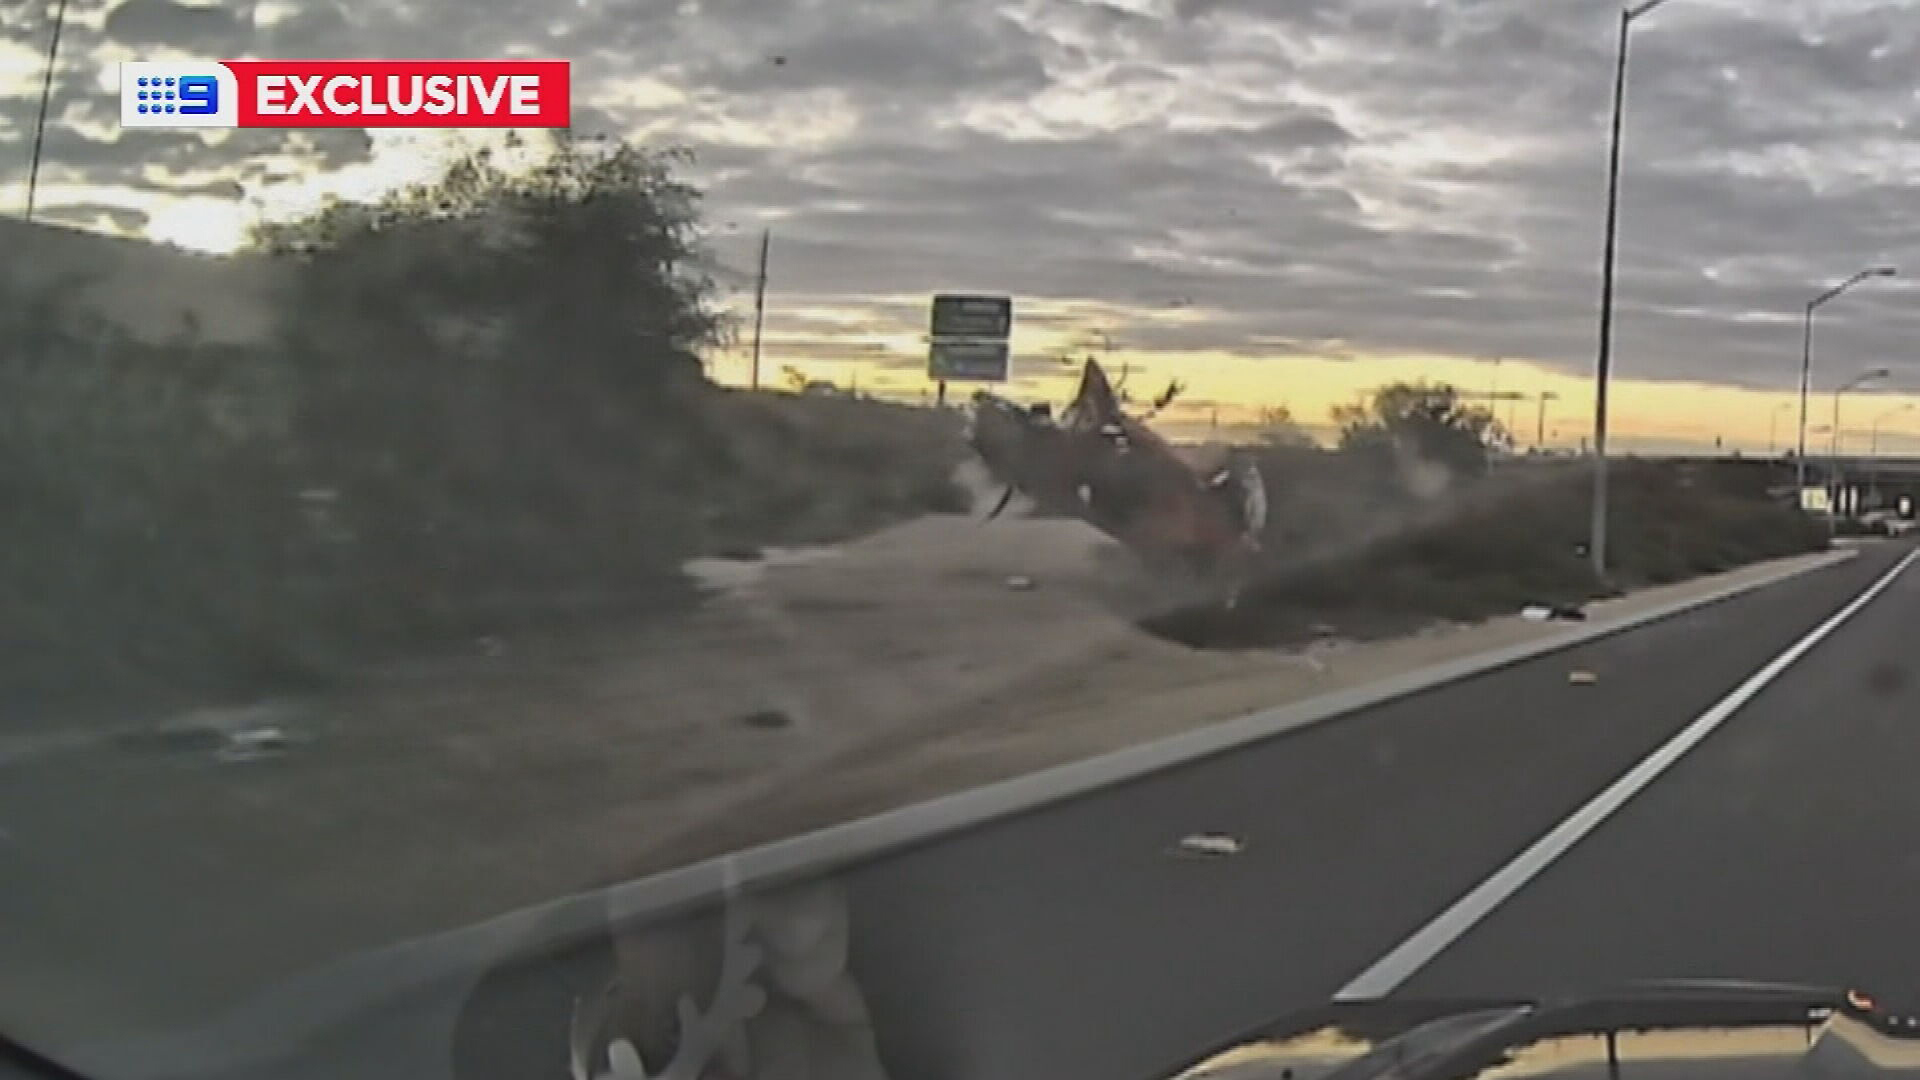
[103, 0, 251, 50]
[277, 128, 375, 169]
[37, 201, 151, 231]
[149, 176, 245, 198]
[12, 0, 1920, 397]
[687, 9, 1049, 98]
[43, 129, 215, 173]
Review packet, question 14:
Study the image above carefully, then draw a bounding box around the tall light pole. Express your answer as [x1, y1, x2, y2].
[1871, 403, 1914, 509]
[749, 228, 770, 390]
[1832, 368, 1889, 460]
[1798, 265, 1896, 494]
[1871, 403, 1914, 459]
[1590, 0, 1675, 580]
[1536, 391, 1561, 450]
[1830, 367, 1890, 517]
[1768, 402, 1792, 457]
[24, 0, 71, 222]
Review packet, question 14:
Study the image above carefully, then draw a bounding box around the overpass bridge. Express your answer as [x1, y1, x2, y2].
[1675, 454, 1920, 514]
[1493, 452, 1920, 517]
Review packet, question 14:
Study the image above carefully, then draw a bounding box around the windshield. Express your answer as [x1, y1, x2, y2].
[4, 3, 1919, 1080]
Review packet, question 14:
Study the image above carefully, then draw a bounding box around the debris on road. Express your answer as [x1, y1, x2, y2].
[1568, 670, 1599, 686]
[1005, 575, 1037, 591]
[738, 708, 793, 730]
[1173, 832, 1245, 858]
[215, 726, 290, 763]
[1523, 604, 1589, 623]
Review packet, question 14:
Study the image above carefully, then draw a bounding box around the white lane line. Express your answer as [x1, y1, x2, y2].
[1335, 545, 1920, 1002]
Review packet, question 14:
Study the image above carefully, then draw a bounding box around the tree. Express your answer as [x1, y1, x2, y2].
[1333, 381, 1506, 481]
[1254, 404, 1313, 448]
[246, 135, 732, 631]
[251, 134, 725, 386]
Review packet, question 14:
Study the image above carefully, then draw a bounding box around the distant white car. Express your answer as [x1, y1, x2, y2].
[1857, 510, 1918, 536]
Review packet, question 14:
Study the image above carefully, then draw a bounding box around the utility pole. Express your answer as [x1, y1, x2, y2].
[749, 228, 770, 390]
[1536, 391, 1560, 450]
[25, 0, 71, 222]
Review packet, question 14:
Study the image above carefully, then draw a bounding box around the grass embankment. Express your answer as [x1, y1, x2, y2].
[1, 318, 967, 718]
[1147, 450, 1828, 647]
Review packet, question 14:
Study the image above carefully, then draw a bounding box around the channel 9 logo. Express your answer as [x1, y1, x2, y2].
[120, 62, 239, 127]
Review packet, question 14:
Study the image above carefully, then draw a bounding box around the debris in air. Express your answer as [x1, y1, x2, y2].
[1005, 575, 1037, 591]
[1568, 670, 1599, 686]
[1174, 833, 1244, 858]
[739, 708, 792, 730]
[216, 726, 290, 763]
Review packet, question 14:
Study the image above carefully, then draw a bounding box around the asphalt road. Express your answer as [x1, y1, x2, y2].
[11, 541, 1919, 1080]
[825, 539, 1920, 1080]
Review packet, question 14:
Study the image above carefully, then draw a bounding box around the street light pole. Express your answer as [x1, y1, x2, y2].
[1537, 391, 1560, 450]
[749, 228, 770, 390]
[1797, 266, 1896, 495]
[1871, 404, 1913, 459]
[24, 0, 71, 222]
[1590, 0, 1672, 580]
[1871, 403, 1913, 508]
[1830, 367, 1890, 518]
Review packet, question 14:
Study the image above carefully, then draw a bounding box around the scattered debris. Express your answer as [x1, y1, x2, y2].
[1568, 670, 1599, 686]
[1524, 604, 1589, 623]
[1005, 575, 1037, 591]
[739, 708, 793, 730]
[216, 726, 290, 763]
[477, 635, 508, 657]
[1173, 833, 1245, 858]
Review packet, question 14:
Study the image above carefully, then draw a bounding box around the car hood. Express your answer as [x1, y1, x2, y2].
[1161, 981, 1920, 1080]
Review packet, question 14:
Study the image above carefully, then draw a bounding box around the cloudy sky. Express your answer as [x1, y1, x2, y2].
[5, 0, 1920, 450]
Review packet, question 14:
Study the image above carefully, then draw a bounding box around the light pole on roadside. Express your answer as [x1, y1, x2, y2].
[1589, 0, 1676, 580]
[1871, 403, 1914, 459]
[1798, 266, 1897, 494]
[1767, 401, 1792, 457]
[749, 228, 771, 390]
[1536, 391, 1561, 450]
[1869, 403, 1914, 509]
[24, 0, 71, 222]
[1830, 367, 1890, 517]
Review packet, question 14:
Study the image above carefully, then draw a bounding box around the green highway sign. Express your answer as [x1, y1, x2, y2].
[929, 340, 1011, 382]
[930, 294, 1013, 340]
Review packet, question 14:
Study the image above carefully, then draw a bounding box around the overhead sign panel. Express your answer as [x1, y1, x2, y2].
[930, 294, 1013, 340]
[929, 340, 1011, 382]
[928, 293, 1014, 383]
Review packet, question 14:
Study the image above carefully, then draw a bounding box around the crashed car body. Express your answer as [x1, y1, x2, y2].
[964, 359, 1267, 604]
